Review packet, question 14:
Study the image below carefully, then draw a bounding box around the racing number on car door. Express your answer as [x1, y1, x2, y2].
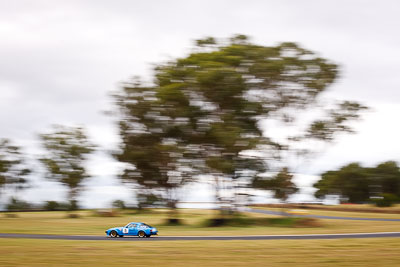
[122, 228, 129, 234]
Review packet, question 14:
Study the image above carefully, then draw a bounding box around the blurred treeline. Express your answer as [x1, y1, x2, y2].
[315, 161, 400, 206]
[1, 35, 382, 216]
[0, 126, 95, 211]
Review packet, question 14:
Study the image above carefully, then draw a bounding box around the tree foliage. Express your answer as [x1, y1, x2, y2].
[253, 167, 298, 202]
[314, 161, 400, 203]
[0, 139, 31, 197]
[113, 35, 368, 210]
[113, 80, 200, 212]
[39, 125, 95, 209]
[370, 161, 400, 196]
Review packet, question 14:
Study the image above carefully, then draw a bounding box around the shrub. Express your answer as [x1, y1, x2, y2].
[6, 197, 32, 211]
[44, 201, 60, 211]
[95, 210, 119, 217]
[68, 200, 79, 211]
[164, 218, 183, 225]
[373, 193, 399, 207]
[112, 200, 126, 210]
[204, 214, 322, 228]
[43, 201, 71, 211]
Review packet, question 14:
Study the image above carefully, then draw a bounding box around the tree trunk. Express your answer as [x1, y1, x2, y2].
[167, 200, 180, 224]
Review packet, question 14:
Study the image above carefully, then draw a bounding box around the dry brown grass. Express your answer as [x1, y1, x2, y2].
[1, 238, 400, 267]
[254, 204, 400, 214]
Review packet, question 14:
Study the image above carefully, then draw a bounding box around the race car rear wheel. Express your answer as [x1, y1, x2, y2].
[110, 231, 118, 238]
[138, 231, 145, 238]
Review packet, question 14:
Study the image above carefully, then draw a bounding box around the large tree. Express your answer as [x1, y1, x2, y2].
[39, 125, 95, 210]
[0, 139, 31, 200]
[114, 35, 367, 214]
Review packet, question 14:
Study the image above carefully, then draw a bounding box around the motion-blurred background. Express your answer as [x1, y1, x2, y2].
[0, 0, 399, 213]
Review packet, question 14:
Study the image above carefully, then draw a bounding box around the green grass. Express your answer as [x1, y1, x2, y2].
[0, 209, 399, 236]
[1, 238, 400, 266]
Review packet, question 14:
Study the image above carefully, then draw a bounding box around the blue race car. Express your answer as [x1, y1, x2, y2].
[105, 222, 158, 238]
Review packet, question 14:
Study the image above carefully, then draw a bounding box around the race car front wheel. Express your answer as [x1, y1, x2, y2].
[110, 231, 118, 238]
[138, 231, 145, 238]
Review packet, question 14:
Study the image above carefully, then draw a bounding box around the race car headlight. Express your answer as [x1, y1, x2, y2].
[151, 228, 156, 232]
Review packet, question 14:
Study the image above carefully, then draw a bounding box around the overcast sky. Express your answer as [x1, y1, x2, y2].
[1, 0, 399, 207]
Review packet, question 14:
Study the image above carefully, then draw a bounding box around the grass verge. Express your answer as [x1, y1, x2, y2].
[0, 238, 400, 267]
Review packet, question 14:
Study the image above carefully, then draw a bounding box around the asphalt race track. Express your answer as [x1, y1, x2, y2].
[248, 208, 400, 222]
[1, 232, 400, 241]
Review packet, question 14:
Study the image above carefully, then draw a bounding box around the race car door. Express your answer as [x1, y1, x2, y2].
[128, 223, 138, 235]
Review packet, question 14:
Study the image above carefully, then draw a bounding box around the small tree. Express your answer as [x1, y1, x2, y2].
[0, 139, 31, 201]
[253, 167, 298, 210]
[39, 125, 95, 210]
[112, 199, 126, 210]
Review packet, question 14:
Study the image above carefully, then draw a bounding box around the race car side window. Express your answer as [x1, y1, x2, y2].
[127, 223, 135, 228]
